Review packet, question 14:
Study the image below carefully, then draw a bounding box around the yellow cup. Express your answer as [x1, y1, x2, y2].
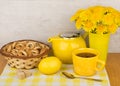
[72, 48, 105, 76]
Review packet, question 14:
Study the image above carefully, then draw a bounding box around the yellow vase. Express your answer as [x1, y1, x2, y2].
[89, 32, 110, 65]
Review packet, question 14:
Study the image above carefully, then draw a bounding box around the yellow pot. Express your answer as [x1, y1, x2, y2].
[48, 32, 87, 64]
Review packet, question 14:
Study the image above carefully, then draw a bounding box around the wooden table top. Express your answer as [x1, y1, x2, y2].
[106, 53, 120, 86]
[0, 53, 120, 86]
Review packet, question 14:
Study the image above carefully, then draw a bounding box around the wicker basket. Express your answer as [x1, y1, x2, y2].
[0, 40, 50, 69]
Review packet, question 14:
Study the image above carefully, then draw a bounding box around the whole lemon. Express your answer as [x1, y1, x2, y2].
[38, 56, 62, 75]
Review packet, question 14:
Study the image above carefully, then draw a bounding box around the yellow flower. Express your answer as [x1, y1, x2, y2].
[79, 9, 92, 21]
[83, 21, 94, 32]
[97, 25, 107, 34]
[102, 13, 114, 25]
[70, 9, 84, 21]
[106, 7, 119, 14]
[108, 24, 118, 34]
[70, 6, 120, 34]
[89, 6, 105, 13]
[90, 12, 103, 24]
[89, 6, 104, 21]
[114, 13, 120, 26]
[75, 18, 82, 29]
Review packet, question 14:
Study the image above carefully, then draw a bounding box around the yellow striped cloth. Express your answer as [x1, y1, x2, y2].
[0, 64, 110, 86]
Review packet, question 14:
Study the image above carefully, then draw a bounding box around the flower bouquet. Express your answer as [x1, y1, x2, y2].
[70, 6, 120, 64]
[70, 6, 120, 34]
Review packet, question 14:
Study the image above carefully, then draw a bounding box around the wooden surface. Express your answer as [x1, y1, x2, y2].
[106, 53, 120, 86]
[0, 53, 120, 86]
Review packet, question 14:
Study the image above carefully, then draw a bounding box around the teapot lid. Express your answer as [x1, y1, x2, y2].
[59, 32, 80, 38]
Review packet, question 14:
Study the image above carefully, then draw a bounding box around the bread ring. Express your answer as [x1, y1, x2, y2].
[19, 41, 28, 45]
[11, 42, 16, 49]
[26, 42, 35, 49]
[34, 46, 41, 50]
[40, 48, 46, 54]
[35, 42, 40, 47]
[27, 50, 32, 57]
[15, 43, 24, 50]
[3, 45, 8, 51]
[39, 44, 45, 48]
[31, 49, 39, 56]
[11, 49, 19, 56]
[18, 50, 27, 56]
[3, 45, 11, 53]
[2, 46, 7, 52]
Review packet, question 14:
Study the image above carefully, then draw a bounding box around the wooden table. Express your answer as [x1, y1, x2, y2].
[106, 53, 120, 86]
[0, 53, 120, 86]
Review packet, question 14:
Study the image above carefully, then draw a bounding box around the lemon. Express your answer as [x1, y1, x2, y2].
[38, 56, 62, 75]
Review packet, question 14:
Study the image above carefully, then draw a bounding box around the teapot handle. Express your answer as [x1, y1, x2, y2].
[82, 32, 88, 39]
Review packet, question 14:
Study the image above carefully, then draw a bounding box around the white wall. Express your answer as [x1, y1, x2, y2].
[0, 0, 120, 52]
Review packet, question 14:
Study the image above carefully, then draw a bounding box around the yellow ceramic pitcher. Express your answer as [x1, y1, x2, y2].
[48, 32, 87, 64]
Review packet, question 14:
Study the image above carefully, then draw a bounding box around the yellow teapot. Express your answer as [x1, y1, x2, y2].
[48, 32, 87, 64]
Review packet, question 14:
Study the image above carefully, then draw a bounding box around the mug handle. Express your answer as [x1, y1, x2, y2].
[95, 60, 105, 71]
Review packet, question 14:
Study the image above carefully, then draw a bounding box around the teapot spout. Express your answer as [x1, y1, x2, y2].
[48, 37, 53, 42]
[48, 36, 60, 42]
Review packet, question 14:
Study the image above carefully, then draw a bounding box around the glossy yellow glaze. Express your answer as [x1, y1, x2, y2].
[72, 48, 105, 76]
[48, 36, 86, 64]
[89, 33, 110, 64]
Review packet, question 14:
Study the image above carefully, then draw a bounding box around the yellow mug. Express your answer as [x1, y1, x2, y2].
[72, 48, 105, 76]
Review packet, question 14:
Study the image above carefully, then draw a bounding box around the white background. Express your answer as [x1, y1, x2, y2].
[0, 0, 120, 52]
